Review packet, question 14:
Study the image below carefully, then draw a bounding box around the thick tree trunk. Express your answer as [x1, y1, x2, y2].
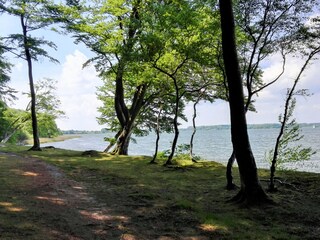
[219, 0, 269, 205]
[111, 127, 132, 155]
[20, 14, 41, 151]
[104, 130, 121, 153]
[112, 82, 147, 155]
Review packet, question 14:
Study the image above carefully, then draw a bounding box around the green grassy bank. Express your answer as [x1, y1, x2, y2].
[0, 145, 320, 239]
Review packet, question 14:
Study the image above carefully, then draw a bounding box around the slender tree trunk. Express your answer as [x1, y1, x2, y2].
[165, 77, 180, 166]
[269, 47, 320, 191]
[226, 151, 236, 189]
[150, 106, 162, 164]
[20, 14, 41, 151]
[219, 0, 269, 205]
[190, 95, 201, 163]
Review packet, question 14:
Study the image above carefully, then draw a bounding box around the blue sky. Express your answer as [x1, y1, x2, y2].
[1, 13, 320, 131]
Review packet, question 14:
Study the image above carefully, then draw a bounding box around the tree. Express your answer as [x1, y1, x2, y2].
[219, 0, 269, 204]
[0, 107, 30, 143]
[52, 0, 219, 157]
[268, 26, 320, 191]
[0, 0, 58, 151]
[150, 1, 220, 165]
[51, 0, 156, 155]
[225, 0, 318, 189]
[0, 39, 16, 102]
[25, 78, 64, 138]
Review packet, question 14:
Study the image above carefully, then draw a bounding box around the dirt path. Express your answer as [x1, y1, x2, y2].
[0, 152, 138, 239]
[1, 152, 212, 240]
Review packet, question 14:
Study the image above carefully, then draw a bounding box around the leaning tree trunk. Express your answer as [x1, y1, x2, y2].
[150, 106, 162, 164]
[269, 46, 320, 192]
[219, 0, 269, 205]
[21, 15, 41, 151]
[112, 80, 147, 155]
[104, 130, 121, 153]
[165, 77, 180, 166]
[190, 95, 201, 163]
[111, 126, 132, 155]
[226, 151, 236, 189]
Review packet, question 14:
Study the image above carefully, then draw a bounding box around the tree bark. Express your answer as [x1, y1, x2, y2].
[269, 46, 320, 192]
[219, 0, 269, 205]
[150, 106, 162, 164]
[111, 83, 147, 155]
[20, 14, 41, 151]
[226, 151, 236, 189]
[107, 3, 147, 155]
[104, 130, 121, 153]
[165, 77, 180, 166]
[111, 126, 132, 155]
[190, 95, 201, 163]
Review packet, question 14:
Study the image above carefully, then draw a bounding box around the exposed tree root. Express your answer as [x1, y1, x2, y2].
[228, 188, 274, 207]
[226, 183, 238, 190]
[28, 146, 42, 151]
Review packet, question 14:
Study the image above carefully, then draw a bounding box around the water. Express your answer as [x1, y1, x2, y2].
[42, 124, 320, 173]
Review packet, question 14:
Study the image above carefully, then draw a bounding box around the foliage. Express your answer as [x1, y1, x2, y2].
[0, 0, 59, 150]
[266, 99, 316, 170]
[6, 128, 30, 144]
[33, 78, 65, 118]
[0, 0, 58, 64]
[268, 35, 320, 191]
[24, 112, 61, 138]
[157, 143, 202, 162]
[0, 107, 30, 143]
[0, 39, 16, 102]
[225, 0, 320, 189]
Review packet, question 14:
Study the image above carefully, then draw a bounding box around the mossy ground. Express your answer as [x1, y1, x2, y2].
[1, 145, 320, 239]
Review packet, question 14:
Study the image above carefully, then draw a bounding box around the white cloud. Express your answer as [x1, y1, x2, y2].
[6, 49, 320, 131]
[55, 50, 103, 130]
[182, 53, 320, 127]
[247, 54, 320, 124]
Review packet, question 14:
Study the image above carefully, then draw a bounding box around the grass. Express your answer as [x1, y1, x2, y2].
[1, 144, 320, 239]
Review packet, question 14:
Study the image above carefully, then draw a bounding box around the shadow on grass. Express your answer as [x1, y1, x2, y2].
[1, 146, 320, 239]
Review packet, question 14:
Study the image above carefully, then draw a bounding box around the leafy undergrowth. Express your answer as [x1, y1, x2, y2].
[1, 145, 320, 239]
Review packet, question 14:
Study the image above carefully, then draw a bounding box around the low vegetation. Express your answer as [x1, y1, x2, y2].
[1, 145, 319, 239]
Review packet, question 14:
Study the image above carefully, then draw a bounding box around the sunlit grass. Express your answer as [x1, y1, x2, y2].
[1, 144, 320, 239]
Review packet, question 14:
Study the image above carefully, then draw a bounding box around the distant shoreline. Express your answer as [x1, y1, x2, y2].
[60, 122, 320, 133]
[25, 134, 81, 145]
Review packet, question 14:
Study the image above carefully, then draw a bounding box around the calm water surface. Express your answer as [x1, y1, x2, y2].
[43, 125, 320, 173]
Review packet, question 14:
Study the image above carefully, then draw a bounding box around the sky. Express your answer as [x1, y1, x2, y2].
[1, 13, 320, 131]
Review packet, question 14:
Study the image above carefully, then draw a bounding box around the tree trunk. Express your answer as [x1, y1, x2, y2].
[150, 106, 162, 164]
[165, 77, 180, 166]
[190, 95, 201, 163]
[20, 14, 41, 151]
[226, 151, 236, 189]
[104, 130, 121, 153]
[219, 0, 269, 205]
[111, 126, 132, 155]
[269, 46, 320, 192]
[112, 82, 147, 155]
